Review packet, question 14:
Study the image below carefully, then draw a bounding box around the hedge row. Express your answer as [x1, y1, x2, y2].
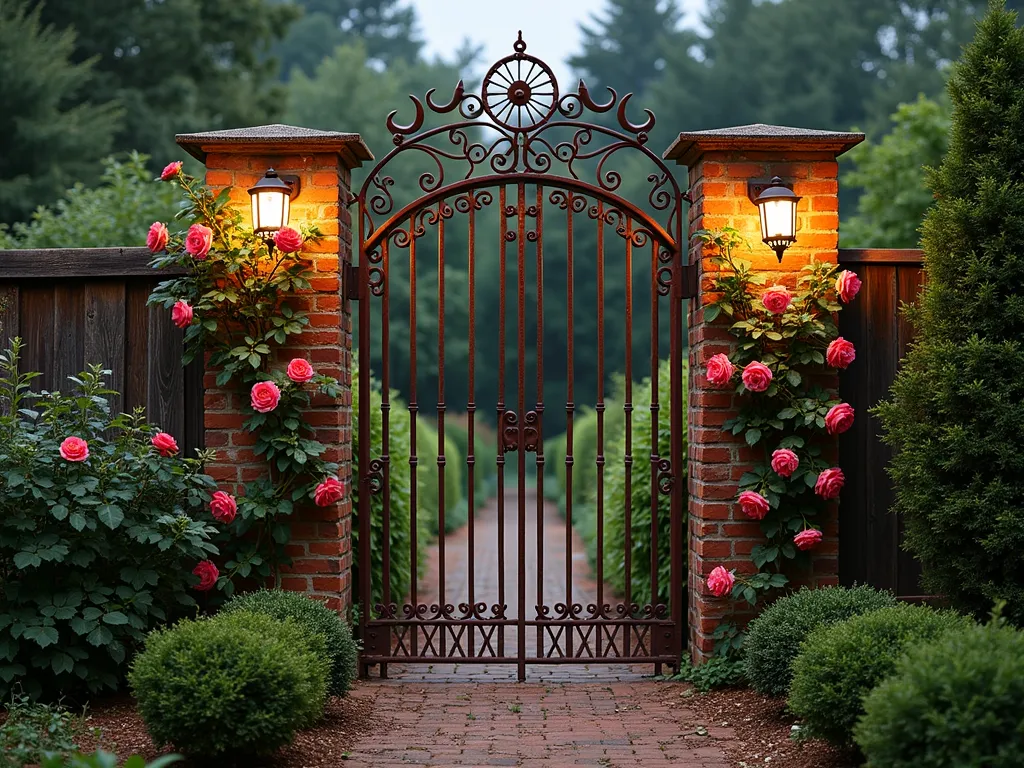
[543, 359, 686, 608]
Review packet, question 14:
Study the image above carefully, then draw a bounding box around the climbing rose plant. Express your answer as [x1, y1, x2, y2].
[697, 228, 860, 607]
[147, 164, 342, 594]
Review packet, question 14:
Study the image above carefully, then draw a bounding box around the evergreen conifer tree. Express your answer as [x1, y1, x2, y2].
[878, 0, 1024, 623]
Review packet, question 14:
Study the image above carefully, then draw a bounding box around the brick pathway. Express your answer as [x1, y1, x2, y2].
[344, 492, 733, 766]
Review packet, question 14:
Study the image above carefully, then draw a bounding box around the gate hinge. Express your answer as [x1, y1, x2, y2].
[343, 262, 361, 301]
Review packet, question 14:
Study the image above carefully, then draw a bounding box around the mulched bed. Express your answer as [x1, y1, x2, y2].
[74, 685, 379, 767]
[678, 685, 859, 768]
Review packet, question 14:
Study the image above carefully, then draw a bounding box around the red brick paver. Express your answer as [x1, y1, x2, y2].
[345, 680, 734, 767]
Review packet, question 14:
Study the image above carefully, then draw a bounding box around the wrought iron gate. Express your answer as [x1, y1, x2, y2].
[355, 33, 689, 680]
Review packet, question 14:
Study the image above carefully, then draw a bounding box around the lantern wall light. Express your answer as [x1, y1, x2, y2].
[248, 168, 301, 252]
[748, 176, 801, 262]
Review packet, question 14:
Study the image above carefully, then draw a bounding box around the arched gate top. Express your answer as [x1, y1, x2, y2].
[357, 31, 689, 249]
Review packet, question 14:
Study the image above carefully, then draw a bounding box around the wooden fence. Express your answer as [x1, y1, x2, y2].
[836, 248, 929, 600]
[0, 248, 203, 455]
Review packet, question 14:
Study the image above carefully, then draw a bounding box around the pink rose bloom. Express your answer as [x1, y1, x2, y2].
[815, 467, 845, 500]
[151, 432, 179, 457]
[209, 491, 238, 524]
[738, 490, 771, 520]
[742, 361, 773, 393]
[706, 566, 735, 598]
[185, 224, 213, 259]
[705, 353, 735, 388]
[59, 436, 89, 462]
[836, 270, 862, 303]
[794, 528, 823, 551]
[771, 448, 800, 478]
[171, 300, 193, 329]
[286, 358, 315, 384]
[826, 337, 856, 369]
[192, 560, 219, 591]
[761, 285, 792, 314]
[250, 381, 281, 413]
[314, 477, 344, 507]
[825, 403, 855, 435]
[273, 226, 304, 254]
[160, 161, 183, 181]
[146, 222, 168, 253]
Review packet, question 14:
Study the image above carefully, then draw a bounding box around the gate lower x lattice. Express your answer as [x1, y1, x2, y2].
[354, 33, 688, 680]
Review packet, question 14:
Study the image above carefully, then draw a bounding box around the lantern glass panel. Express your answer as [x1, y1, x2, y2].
[759, 198, 796, 242]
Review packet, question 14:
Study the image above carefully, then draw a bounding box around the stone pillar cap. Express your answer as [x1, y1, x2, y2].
[176, 124, 373, 168]
[663, 123, 864, 166]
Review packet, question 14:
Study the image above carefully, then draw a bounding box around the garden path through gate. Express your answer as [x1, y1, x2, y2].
[355, 33, 689, 680]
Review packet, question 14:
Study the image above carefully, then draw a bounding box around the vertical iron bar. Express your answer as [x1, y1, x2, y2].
[517, 181, 527, 681]
[595, 201, 606, 657]
[535, 184, 545, 659]
[497, 185, 507, 659]
[467, 192, 477, 657]
[357, 220, 372, 677]
[624, 222, 633, 618]
[564, 192, 575, 659]
[437, 201, 447, 658]
[649, 239, 660, 616]
[409, 220, 419, 658]
[381, 238, 392, 618]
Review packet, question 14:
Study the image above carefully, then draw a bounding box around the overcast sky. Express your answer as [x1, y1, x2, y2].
[410, 0, 709, 88]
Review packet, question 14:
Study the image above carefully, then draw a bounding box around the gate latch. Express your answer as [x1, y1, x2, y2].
[500, 409, 540, 454]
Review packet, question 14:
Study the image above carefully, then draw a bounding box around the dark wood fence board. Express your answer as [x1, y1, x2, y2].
[837, 248, 930, 599]
[84, 281, 127, 418]
[0, 252, 201, 450]
[0, 284, 19, 350]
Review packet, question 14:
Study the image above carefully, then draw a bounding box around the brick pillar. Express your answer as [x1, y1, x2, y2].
[176, 125, 372, 615]
[665, 124, 863, 661]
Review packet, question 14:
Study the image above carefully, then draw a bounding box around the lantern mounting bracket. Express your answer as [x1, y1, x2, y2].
[746, 177, 792, 205]
[279, 174, 301, 201]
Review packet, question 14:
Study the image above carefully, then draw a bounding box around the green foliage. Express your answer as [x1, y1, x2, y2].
[788, 603, 973, 747]
[40, 754, 180, 768]
[842, 95, 951, 247]
[855, 620, 1024, 767]
[0, 339, 218, 700]
[415, 417, 466, 537]
[1, 693, 91, 768]
[743, 585, 898, 697]
[221, 589, 357, 697]
[445, 419, 497, 504]
[34, 0, 296, 171]
[351, 367, 417, 610]
[602, 359, 684, 607]
[0, 1, 120, 223]
[876, 1, 1024, 625]
[676, 656, 747, 693]
[129, 612, 328, 758]
[0, 153, 181, 249]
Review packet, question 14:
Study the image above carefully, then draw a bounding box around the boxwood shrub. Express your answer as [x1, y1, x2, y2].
[0, 341, 218, 700]
[222, 589, 357, 696]
[415, 417, 466, 537]
[130, 612, 328, 758]
[744, 585, 897, 697]
[788, 603, 973, 746]
[855, 621, 1024, 767]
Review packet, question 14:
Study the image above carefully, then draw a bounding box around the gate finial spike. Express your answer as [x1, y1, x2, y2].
[514, 30, 526, 54]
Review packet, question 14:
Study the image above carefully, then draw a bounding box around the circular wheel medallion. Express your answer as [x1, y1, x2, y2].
[483, 53, 558, 131]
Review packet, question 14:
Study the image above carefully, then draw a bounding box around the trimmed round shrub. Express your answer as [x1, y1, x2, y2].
[855, 621, 1024, 766]
[744, 585, 898, 697]
[221, 589, 357, 697]
[788, 603, 973, 747]
[415, 416, 466, 537]
[129, 612, 329, 758]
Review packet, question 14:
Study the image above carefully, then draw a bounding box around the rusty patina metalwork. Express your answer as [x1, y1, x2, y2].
[355, 31, 689, 680]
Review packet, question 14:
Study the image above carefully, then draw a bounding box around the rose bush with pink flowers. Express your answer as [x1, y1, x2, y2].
[146, 166, 340, 593]
[0, 339, 219, 700]
[697, 227, 859, 609]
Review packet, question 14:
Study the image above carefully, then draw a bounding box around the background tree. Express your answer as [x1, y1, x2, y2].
[841, 95, 950, 247]
[271, 0, 423, 78]
[34, 0, 296, 170]
[0, 0, 121, 224]
[877, 0, 1024, 624]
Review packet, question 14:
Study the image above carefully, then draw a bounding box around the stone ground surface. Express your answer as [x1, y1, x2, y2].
[344, 490, 732, 766]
